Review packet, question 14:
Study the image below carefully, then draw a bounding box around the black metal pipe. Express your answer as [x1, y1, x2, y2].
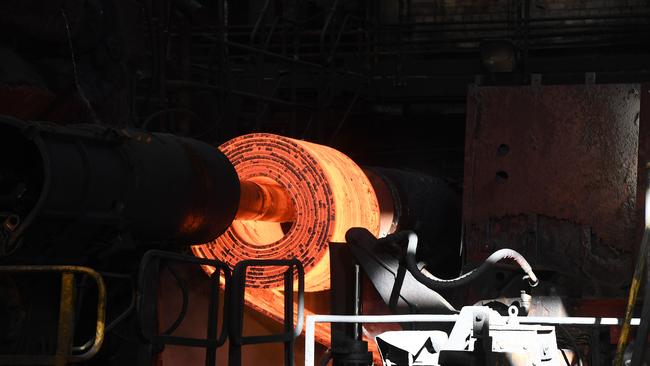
[250, 0, 272, 43]
[364, 168, 462, 278]
[0, 116, 240, 256]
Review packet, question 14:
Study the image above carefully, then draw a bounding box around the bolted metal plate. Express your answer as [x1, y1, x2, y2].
[463, 84, 642, 290]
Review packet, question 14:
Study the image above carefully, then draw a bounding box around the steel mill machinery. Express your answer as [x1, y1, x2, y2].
[1, 82, 649, 366]
[1, 0, 650, 364]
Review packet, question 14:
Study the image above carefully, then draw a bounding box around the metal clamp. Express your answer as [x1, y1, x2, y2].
[0, 265, 106, 366]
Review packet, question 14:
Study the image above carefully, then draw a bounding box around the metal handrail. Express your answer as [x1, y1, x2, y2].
[0, 266, 106, 366]
[228, 259, 305, 366]
[304, 314, 643, 366]
[137, 250, 231, 366]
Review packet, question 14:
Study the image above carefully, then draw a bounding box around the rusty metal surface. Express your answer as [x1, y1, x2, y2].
[463, 84, 642, 289]
[638, 83, 650, 245]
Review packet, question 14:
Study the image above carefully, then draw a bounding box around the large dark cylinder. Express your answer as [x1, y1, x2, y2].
[0, 116, 239, 257]
[365, 167, 462, 278]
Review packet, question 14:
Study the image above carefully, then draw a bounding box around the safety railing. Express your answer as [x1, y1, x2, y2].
[304, 314, 643, 366]
[137, 250, 231, 366]
[228, 259, 304, 366]
[0, 266, 106, 366]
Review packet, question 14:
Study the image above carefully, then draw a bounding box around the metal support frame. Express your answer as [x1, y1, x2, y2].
[0, 266, 106, 366]
[228, 259, 304, 366]
[137, 250, 230, 366]
[304, 313, 642, 366]
[328, 243, 373, 365]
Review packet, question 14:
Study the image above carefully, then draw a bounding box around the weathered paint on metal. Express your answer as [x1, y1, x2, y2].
[463, 84, 642, 288]
[637, 83, 650, 244]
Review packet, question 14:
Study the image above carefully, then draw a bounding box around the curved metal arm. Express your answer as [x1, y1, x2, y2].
[391, 231, 539, 289]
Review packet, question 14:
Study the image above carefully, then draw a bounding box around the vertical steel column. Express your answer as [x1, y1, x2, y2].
[284, 268, 295, 366]
[55, 273, 76, 366]
[352, 264, 362, 341]
[205, 270, 221, 366]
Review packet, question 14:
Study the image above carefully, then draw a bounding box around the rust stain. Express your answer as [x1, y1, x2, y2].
[464, 84, 641, 287]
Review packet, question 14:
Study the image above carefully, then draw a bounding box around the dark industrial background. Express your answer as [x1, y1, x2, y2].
[3, 0, 647, 280]
[0, 0, 649, 365]
[3, 0, 648, 174]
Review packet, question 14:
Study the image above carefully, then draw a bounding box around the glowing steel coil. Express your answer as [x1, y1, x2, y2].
[192, 133, 381, 291]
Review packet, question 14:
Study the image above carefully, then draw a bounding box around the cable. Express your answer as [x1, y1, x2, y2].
[61, 8, 101, 125]
[386, 230, 539, 289]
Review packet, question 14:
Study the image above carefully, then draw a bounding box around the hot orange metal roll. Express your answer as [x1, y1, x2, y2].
[192, 133, 381, 291]
[190, 133, 391, 359]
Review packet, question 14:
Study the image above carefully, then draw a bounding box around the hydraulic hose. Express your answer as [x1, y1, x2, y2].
[385, 230, 539, 290]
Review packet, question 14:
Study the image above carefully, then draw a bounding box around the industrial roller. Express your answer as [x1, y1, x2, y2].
[190, 133, 390, 349]
[192, 133, 382, 291]
[0, 116, 240, 259]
